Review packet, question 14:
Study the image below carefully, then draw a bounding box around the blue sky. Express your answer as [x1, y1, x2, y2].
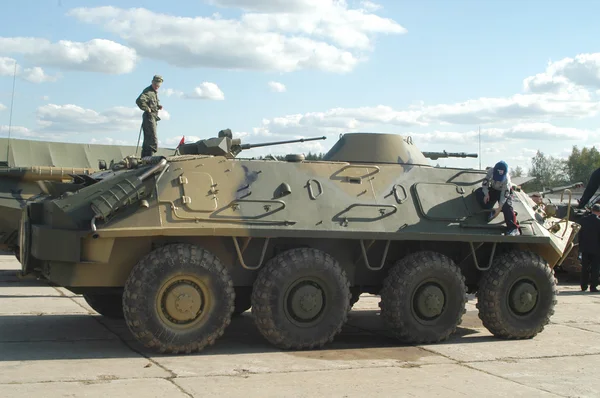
[1, 0, 600, 172]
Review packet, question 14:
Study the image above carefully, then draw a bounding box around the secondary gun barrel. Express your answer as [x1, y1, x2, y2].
[540, 182, 584, 195]
[240, 136, 326, 150]
[422, 151, 478, 160]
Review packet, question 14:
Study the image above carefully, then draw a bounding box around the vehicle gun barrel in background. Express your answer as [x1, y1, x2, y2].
[540, 182, 585, 196]
[239, 136, 327, 150]
[422, 151, 479, 160]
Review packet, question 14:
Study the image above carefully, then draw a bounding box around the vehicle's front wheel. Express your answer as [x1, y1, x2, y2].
[122, 243, 235, 354]
[476, 250, 557, 339]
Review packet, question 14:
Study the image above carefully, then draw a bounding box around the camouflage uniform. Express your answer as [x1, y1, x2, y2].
[136, 75, 163, 157]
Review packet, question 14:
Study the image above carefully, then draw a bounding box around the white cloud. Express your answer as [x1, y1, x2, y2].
[0, 103, 6, 111]
[0, 57, 59, 83]
[67, 4, 405, 73]
[523, 53, 600, 94]
[268, 81, 286, 92]
[360, 1, 382, 11]
[161, 83, 225, 100]
[410, 123, 596, 145]
[41, 96, 50, 101]
[0, 37, 137, 74]
[186, 82, 225, 100]
[34, 103, 169, 134]
[21, 67, 60, 83]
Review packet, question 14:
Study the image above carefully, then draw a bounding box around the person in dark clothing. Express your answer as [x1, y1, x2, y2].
[475, 160, 519, 235]
[577, 167, 600, 209]
[578, 203, 600, 292]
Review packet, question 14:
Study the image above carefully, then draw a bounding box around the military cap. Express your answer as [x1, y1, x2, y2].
[152, 75, 163, 82]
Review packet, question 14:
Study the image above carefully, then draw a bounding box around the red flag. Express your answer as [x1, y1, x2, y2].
[178, 136, 185, 147]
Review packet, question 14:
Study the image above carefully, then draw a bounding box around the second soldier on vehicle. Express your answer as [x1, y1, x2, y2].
[136, 75, 164, 158]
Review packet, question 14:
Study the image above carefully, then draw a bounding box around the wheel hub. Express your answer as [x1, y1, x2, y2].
[162, 281, 204, 323]
[414, 284, 445, 319]
[287, 281, 325, 322]
[509, 281, 538, 314]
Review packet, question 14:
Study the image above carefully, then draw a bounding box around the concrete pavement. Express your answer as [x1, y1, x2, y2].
[1, 254, 599, 397]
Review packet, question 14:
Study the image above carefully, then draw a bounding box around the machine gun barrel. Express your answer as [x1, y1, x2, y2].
[422, 151, 479, 160]
[239, 136, 326, 150]
[540, 182, 584, 195]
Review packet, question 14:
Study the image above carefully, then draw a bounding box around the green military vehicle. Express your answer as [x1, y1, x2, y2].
[16, 131, 580, 354]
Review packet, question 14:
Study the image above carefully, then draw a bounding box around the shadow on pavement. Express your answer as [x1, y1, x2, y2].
[0, 306, 497, 362]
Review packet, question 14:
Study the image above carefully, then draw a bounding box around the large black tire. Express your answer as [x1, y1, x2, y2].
[251, 248, 351, 349]
[122, 243, 235, 354]
[476, 250, 557, 339]
[83, 293, 124, 319]
[379, 250, 467, 343]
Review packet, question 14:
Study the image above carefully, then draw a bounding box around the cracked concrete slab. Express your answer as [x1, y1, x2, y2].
[466, 354, 600, 398]
[0, 283, 65, 297]
[0, 340, 169, 384]
[0, 314, 117, 342]
[173, 364, 561, 397]
[0, 296, 90, 315]
[419, 324, 600, 363]
[1, 378, 191, 398]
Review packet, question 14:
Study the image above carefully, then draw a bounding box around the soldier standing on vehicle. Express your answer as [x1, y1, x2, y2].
[578, 203, 600, 292]
[136, 75, 163, 157]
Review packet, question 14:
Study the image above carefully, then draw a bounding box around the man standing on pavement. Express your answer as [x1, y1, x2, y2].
[578, 203, 600, 292]
[475, 160, 520, 236]
[136, 75, 163, 157]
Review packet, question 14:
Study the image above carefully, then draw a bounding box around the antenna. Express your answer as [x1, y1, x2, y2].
[478, 125, 481, 170]
[5, 60, 17, 166]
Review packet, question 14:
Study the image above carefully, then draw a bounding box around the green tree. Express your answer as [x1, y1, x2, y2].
[527, 150, 568, 191]
[565, 145, 600, 184]
[510, 166, 524, 178]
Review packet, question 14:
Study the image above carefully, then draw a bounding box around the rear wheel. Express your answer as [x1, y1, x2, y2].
[477, 250, 557, 339]
[379, 251, 467, 343]
[251, 248, 351, 349]
[83, 292, 124, 319]
[122, 243, 235, 354]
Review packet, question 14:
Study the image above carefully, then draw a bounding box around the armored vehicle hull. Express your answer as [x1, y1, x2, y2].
[0, 137, 174, 255]
[17, 133, 580, 354]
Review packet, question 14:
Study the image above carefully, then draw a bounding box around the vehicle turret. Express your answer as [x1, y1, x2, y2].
[323, 133, 430, 164]
[177, 128, 327, 158]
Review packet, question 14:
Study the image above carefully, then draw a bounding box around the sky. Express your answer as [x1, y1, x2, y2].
[1, 0, 600, 172]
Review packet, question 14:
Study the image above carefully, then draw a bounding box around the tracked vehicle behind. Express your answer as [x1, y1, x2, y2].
[17, 131, 580, 354]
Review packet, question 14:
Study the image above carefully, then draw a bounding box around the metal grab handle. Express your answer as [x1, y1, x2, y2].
[307, 179, 323, 200]
[392, 184, 408, 204]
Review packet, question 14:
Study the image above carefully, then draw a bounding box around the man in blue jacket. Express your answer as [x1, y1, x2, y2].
[475, 160, 519, 236]
[578, 203, 600, 292]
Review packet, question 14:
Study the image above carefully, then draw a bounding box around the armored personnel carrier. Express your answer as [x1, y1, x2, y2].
[16, 130, 580, 354]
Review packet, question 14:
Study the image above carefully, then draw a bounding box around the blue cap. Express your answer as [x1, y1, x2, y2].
[493, 161, 508, 182]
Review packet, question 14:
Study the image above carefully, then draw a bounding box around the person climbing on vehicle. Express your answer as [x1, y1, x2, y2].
[578, 203, 600, 292]
[576, 167, 600, 209]
[475, 160, 519, 236]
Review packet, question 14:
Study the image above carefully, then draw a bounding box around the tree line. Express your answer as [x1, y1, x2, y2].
[512, 145, 600, 191]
